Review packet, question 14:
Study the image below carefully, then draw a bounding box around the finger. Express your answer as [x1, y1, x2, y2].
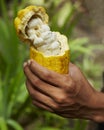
[58, 112, 78, 118]
[26, 79, 58, 109]
[27, 60, 69, 88]
[55, 104, 81, 113]
[24, 65, 63, 99]
[32, 100, 54, 113]
[59, 112, 90, 120]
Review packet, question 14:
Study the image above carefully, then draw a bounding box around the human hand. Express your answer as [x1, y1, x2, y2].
[23, 60, 104, 122]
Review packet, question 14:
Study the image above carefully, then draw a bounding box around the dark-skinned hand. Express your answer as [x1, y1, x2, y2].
[23, 60, 104, 123]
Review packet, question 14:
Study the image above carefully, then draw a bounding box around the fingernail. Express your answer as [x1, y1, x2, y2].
[27, 59, 32, 66]
[23, 62, 27, 68]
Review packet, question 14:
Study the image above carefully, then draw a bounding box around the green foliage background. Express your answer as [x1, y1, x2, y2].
[0, 0, 103, 130]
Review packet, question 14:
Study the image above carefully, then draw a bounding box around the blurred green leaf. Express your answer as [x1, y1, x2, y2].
[0, 117, 8, 130]
[0, 0, 8, 22]
[7, 119, 23, 130]
[40, 127, 60, 130]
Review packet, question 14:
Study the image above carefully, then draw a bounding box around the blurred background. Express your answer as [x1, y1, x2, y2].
[0, 0, 104, 130]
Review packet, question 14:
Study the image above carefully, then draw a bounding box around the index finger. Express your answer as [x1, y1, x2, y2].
[27, 60, 68, 88]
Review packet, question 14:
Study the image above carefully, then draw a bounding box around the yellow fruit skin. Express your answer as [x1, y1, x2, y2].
[30, 46, 70, 74]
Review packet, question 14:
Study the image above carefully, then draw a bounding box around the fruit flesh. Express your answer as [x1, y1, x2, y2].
[27, 17, 61, 56]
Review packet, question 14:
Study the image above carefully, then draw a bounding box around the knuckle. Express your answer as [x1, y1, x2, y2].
[63, 75, 69, 83]
[68, 99, 75, 106]
[55, 95, 66, 104]
[63, 75, 74, 89]
[52, 103, 60, 110]
[65, 80, 76, 93]
[69, 83, 76, 93]
[64, 82, 70, 90]
[43, 71, 51, 79]
[68, 78, 75, 88]
[32, 78, 40, 85]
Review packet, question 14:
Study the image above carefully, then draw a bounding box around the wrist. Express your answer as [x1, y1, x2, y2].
[90, 91, 104, 122]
